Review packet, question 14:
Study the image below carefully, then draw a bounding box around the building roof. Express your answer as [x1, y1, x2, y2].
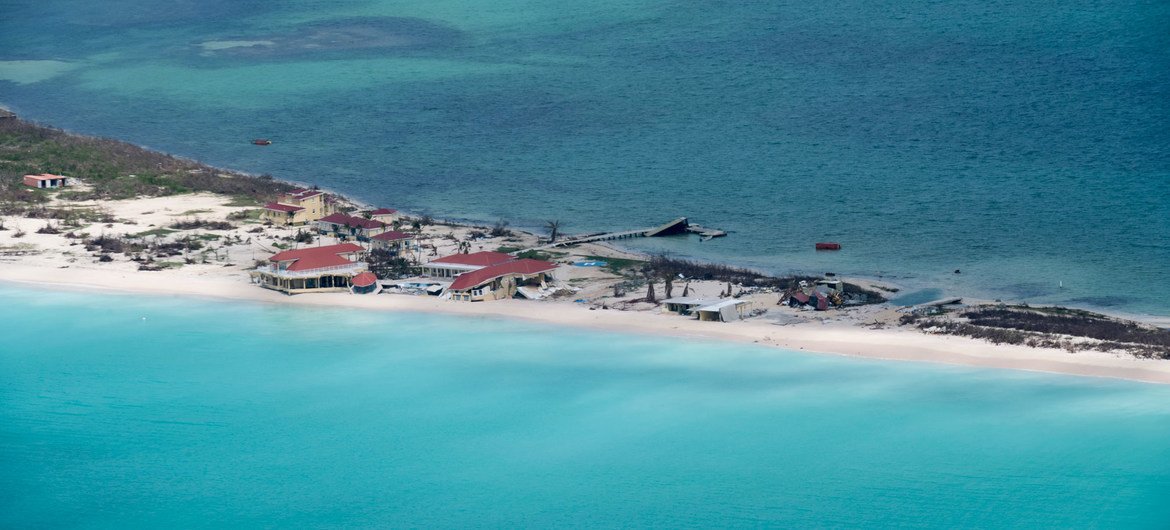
[288, 188, 324, 201]
[318, 213, 387, 230]
[369, 208, 397, 215]
[790, 292, 810, 303]
[431, 251, 516, 267]
[264, 202, 304, 213]
[695, 299, 747, 312]
[24, 173, 64, 181]
[351, 271, 378, 288]
[661, 297, 720, 306]
[372, 230, 413, 242]
[449, 259, 557, 291]
[268, 243, 364, 272]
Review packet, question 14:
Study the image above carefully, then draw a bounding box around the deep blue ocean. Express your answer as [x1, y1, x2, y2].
[1, 0, 1168, 315]
[2, 286, 1170, 527]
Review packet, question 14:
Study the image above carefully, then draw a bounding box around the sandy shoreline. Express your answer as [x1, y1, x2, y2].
[0, 186, 1166, 386]
[3, 258, 1168, 385]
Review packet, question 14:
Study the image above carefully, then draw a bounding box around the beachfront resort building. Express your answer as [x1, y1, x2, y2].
[23, 173, 69, 189]
[369, 208, 398, 224]
[253, 243, 369, 294]
[260, 188, 334, 226]
[370, 230, 415, 255]
[315, 213, 388, 241]
[447, 258, 558, 302]
[421, 251, 516, 279]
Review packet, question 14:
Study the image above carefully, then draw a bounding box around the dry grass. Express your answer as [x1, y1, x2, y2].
[0, 118, 295, 203]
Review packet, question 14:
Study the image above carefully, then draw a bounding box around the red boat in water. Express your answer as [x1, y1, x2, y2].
[815, 242, 841, 251]
[251, 139, 272, 146]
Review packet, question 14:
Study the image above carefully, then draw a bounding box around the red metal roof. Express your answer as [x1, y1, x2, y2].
[269, 243, 364, 272]
[431, 251, 515, 267]
[24, 173, 63, 181]
[264, 202, 304, 213]
[318, 213, 387, 230]
[369, 208, 397, 215]
[449, 259, 557, 291]
[351, 271, 378, 288]
[372, 230, 413, 242]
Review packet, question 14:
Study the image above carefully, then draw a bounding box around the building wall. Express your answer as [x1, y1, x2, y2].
[255, 271, 355, 294]
[372, 238, 412, 254]
[23, 176, 66, 188]
[263, 193, 334, 226]
[449, 274, 550, 302]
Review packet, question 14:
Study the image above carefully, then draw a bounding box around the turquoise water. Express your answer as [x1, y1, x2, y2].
[3, 286, 1170, 527]
[1, 1, 1168, 316]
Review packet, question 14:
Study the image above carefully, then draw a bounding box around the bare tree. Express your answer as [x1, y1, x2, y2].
[546, 219, 562, 243]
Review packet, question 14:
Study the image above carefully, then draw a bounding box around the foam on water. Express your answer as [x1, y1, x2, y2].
[0, 0, 1167, 315]
[2, 286, 1170, 527]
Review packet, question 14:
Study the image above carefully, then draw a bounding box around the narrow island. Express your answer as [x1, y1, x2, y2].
[2, 112, 1168, 383]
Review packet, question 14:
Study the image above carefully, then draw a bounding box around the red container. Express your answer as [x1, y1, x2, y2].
[815, 242, 841, 251]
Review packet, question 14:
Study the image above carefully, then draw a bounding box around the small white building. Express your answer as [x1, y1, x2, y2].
[370, 230, 415, 255]
[23, 173, 68, 189]
[661, 297, 721, 316]
[694, 299, 750, 322]
[369, 208, 399, 224]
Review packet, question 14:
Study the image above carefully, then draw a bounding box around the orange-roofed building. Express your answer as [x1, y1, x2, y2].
[447, 259, 558, 302]
[23, 173, 69, 189]
[253, 243, 368, 294]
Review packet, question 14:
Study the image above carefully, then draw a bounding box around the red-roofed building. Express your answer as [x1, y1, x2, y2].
[368, 208, 398, 224]
[253, 243, 368, 294]
[260, 188, 334, 226]
[351, 271, 380, 294]
[447, 259, 558, 302]
[316, 213, 389, 241]
[370, 230, 415, 255]
[422, 251, 516, 278]
[23, 173, 68, 189]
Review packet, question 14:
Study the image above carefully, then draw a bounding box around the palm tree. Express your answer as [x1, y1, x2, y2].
[546, 219, 562, 243]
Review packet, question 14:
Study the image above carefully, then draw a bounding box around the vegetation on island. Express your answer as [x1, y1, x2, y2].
[0, 117, 294, 207]
[901, 305, 1170, 359]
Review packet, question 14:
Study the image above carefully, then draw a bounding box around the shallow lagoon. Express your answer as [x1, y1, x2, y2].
[2, 286, 1169, 527]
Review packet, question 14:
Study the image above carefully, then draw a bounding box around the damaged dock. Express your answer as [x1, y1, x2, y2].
[534, 217, 727, 249]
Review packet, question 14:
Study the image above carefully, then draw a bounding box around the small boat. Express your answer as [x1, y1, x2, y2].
[815, 242, 841, 251]
[251, 138, 272, 146]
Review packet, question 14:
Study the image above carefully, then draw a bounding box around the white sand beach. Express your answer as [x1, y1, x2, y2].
[2, 192, 1168, 384]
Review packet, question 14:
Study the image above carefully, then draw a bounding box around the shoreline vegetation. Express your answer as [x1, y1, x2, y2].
[3, 112, 1169, 383]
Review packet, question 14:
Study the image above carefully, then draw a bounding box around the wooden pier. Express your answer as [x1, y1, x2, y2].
[532, 217, 727, 250]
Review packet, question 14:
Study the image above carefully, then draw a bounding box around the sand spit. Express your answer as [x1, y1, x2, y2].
[1, 191, 1167, 385]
